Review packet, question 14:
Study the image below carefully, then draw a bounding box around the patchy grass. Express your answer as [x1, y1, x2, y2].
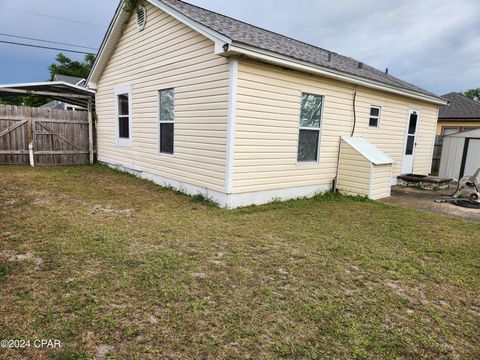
[0, 164, 479, 359]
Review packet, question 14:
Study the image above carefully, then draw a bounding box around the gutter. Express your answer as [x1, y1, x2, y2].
[88, 0, 447, 106]
[225, 42, 448, 106]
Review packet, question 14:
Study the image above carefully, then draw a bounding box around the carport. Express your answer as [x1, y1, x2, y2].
[0, 81, 95, 165]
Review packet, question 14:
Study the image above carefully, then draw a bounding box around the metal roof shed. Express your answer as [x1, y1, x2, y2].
[0, 81, 96, 164]
[336, 136, 394, 200]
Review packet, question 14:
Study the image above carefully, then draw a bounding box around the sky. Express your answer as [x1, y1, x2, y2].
[0, 0, 478, 95]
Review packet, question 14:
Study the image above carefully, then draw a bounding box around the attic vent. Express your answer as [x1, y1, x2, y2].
[136, 5, 146, 31]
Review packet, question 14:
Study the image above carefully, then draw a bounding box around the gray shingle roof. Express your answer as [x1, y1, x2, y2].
[161, 0, 441, 100]
[439, 93, 480, 119]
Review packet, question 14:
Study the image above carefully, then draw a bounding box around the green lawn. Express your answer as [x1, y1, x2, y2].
[0, 165, 479, 359]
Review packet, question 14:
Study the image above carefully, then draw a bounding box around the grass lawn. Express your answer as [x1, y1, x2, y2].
[0, 165, 479, 359]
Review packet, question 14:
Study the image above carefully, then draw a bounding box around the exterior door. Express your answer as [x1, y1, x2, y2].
[401, 109, 419, 174]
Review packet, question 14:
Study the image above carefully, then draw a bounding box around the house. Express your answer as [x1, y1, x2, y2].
[87, 0, 447, 208]
[39, 75, 87, 111]
[436, 92, 480, 135]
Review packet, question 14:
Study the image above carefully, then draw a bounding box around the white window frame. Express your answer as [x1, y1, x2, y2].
[114, 85, 132, 148]
[369, 105, 381, 128]
[296, 92, 324, 164]
[158, 88, 175, 156]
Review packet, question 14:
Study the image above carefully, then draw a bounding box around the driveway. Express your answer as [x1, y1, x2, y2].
[382, 185, 480, 223]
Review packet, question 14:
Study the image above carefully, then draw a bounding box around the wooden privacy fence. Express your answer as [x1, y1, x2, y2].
[0, 105, 92, 165]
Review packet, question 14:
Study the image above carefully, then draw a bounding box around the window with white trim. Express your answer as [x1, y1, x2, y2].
[369, 106, 381, 128]
[297, 93, 323, 162]
[159, 89, 174, 154]
[115, 85, 132, 147]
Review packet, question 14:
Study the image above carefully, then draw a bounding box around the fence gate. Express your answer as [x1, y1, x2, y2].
[0, 105, 91, 165]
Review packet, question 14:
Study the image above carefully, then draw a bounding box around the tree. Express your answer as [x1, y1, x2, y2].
[464, 88, 480, 101]
[48, 53, 95, 81]
[0, 53, 95, 106]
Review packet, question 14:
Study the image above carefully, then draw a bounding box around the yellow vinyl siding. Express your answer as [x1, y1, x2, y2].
[370, 164, 392, 200]
[337, 143, 371, 197]
[233, 59, 439, 193]
[95, 3, 229, 192]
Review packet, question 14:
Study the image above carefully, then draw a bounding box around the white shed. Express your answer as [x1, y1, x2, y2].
[439, 128, 480, 180]
[337, 136, 394, 200]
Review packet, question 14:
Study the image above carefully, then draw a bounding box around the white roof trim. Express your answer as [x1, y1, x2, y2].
[147, 0, 231, 45]
[88, 0, 231, 86]
[87, 1, 128, 87]
[88, 0, 446, 106]
[341, 136, 394, 165]
[227, 43, 447, 106]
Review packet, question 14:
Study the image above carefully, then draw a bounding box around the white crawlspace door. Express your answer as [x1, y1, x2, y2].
[401, 109, 420, 174]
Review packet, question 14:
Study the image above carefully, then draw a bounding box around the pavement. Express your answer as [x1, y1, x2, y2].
[382, 185, 480, 224]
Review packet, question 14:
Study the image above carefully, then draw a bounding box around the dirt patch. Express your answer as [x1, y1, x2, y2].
[90, 204, 135, 214]
[0, 250, 43, 270]
[385, 280, 429, 305]
[95, 344, 114, 359]
[382, 186, 480, 223]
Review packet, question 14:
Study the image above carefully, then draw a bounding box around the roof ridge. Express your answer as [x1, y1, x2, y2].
[164, 0, 339, 56]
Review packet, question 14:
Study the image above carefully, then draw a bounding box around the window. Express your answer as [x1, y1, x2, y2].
[442, 127, 459, 136]
[115, 85, 132, 147]
[369, 106, 381, 128]
[159, 89, 174, 154]
[297, 93, 323, 162]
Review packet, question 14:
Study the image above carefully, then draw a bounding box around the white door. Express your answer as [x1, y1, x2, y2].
[401, 110, 420, 174]
[463, 139, 480, 177]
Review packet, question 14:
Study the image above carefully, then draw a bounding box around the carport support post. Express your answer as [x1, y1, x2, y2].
[87, 98, 94, 164]
[27, 119, 34, 167]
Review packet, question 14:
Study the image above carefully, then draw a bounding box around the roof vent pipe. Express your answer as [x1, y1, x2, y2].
[385, 68, 389, 74]
[327, 52, 332, 62]
[357, 62, 363, 69]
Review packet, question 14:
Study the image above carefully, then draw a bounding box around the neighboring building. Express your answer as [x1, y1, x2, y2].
[87, 0, 447, 208]
[431, 93, 480, 173]
[437, 92, 480, 135]
[40, 75, 87, 111]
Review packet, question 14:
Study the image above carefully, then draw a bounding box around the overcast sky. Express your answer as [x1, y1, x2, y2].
[0, 0, 478, 95]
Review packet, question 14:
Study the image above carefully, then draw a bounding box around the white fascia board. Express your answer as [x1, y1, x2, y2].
[227, 43, 448, 106]
[88, 0, 232, 87]
[87, 1, 127, 86]
[146, 0, 231, 46]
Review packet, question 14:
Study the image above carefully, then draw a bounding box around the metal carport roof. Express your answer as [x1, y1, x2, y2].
[0, 81, 95, 108]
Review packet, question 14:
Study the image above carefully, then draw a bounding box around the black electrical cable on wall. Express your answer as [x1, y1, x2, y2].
[350, 90, 357, 137]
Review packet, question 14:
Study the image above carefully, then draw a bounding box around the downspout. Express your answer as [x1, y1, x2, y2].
[334, 136, 342, 193]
